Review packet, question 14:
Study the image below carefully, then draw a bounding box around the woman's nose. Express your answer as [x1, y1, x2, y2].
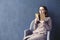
[40, 11, 42, 14]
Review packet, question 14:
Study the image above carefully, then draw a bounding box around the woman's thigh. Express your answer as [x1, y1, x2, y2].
[27, 34, 46, 40]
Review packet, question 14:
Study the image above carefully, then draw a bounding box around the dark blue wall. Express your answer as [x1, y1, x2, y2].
[0, 0, 60, 40]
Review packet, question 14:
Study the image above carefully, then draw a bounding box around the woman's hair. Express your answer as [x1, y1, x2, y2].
[38, 6, 49, 20]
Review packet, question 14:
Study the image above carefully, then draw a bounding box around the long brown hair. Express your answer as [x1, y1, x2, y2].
[38, 6, 49, 20]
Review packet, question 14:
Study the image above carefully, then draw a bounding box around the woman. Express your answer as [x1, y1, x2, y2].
[24, 6, 52, 40]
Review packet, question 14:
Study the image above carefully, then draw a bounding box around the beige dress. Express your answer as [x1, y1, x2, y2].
[25, 17, 52, 40]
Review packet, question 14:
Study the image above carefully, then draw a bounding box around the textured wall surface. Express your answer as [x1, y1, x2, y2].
[0, 0, 60, 40]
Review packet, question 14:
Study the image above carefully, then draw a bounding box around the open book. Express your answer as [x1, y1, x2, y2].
[40, 13, 45, 21]
[35, 13, 45, 21]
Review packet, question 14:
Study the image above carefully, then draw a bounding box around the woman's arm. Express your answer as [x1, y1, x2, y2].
[44, 17, 52, 31]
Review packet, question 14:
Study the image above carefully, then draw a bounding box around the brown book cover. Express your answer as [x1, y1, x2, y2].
[40, 13, 45, 21]
[35, 13, 45, 21]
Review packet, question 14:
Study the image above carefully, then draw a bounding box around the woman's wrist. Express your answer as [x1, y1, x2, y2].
[40, 20, 44, 23]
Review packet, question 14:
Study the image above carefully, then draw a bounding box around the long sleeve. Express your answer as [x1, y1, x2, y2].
[44, 17, 52, 31]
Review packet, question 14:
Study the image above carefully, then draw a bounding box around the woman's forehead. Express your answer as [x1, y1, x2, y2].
[39, 7, 44, 10]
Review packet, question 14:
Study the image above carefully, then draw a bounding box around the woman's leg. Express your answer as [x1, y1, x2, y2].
[27, 34, 46, 40]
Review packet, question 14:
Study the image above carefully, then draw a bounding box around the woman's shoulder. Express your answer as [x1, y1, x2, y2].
[45, 17, 51, 21]
[46, 17, 51, 19]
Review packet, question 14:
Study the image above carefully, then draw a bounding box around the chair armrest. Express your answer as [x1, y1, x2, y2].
[23, 29, 33, 40]
[24, 29, 33, 37]
[47, 31, 50, 40]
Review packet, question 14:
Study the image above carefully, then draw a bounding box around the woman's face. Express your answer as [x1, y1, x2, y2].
[39, 7, 46, 14]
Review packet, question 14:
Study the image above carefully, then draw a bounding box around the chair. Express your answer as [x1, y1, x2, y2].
[23, 19, 51, 40]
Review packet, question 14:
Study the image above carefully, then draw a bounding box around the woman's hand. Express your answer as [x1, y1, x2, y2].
[33, 29, 38, 34]
[40, 20, 44, 23]
[35, 18, 39, 24]
[39, 20, 45, 26]
[33, 30, 35, 34]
